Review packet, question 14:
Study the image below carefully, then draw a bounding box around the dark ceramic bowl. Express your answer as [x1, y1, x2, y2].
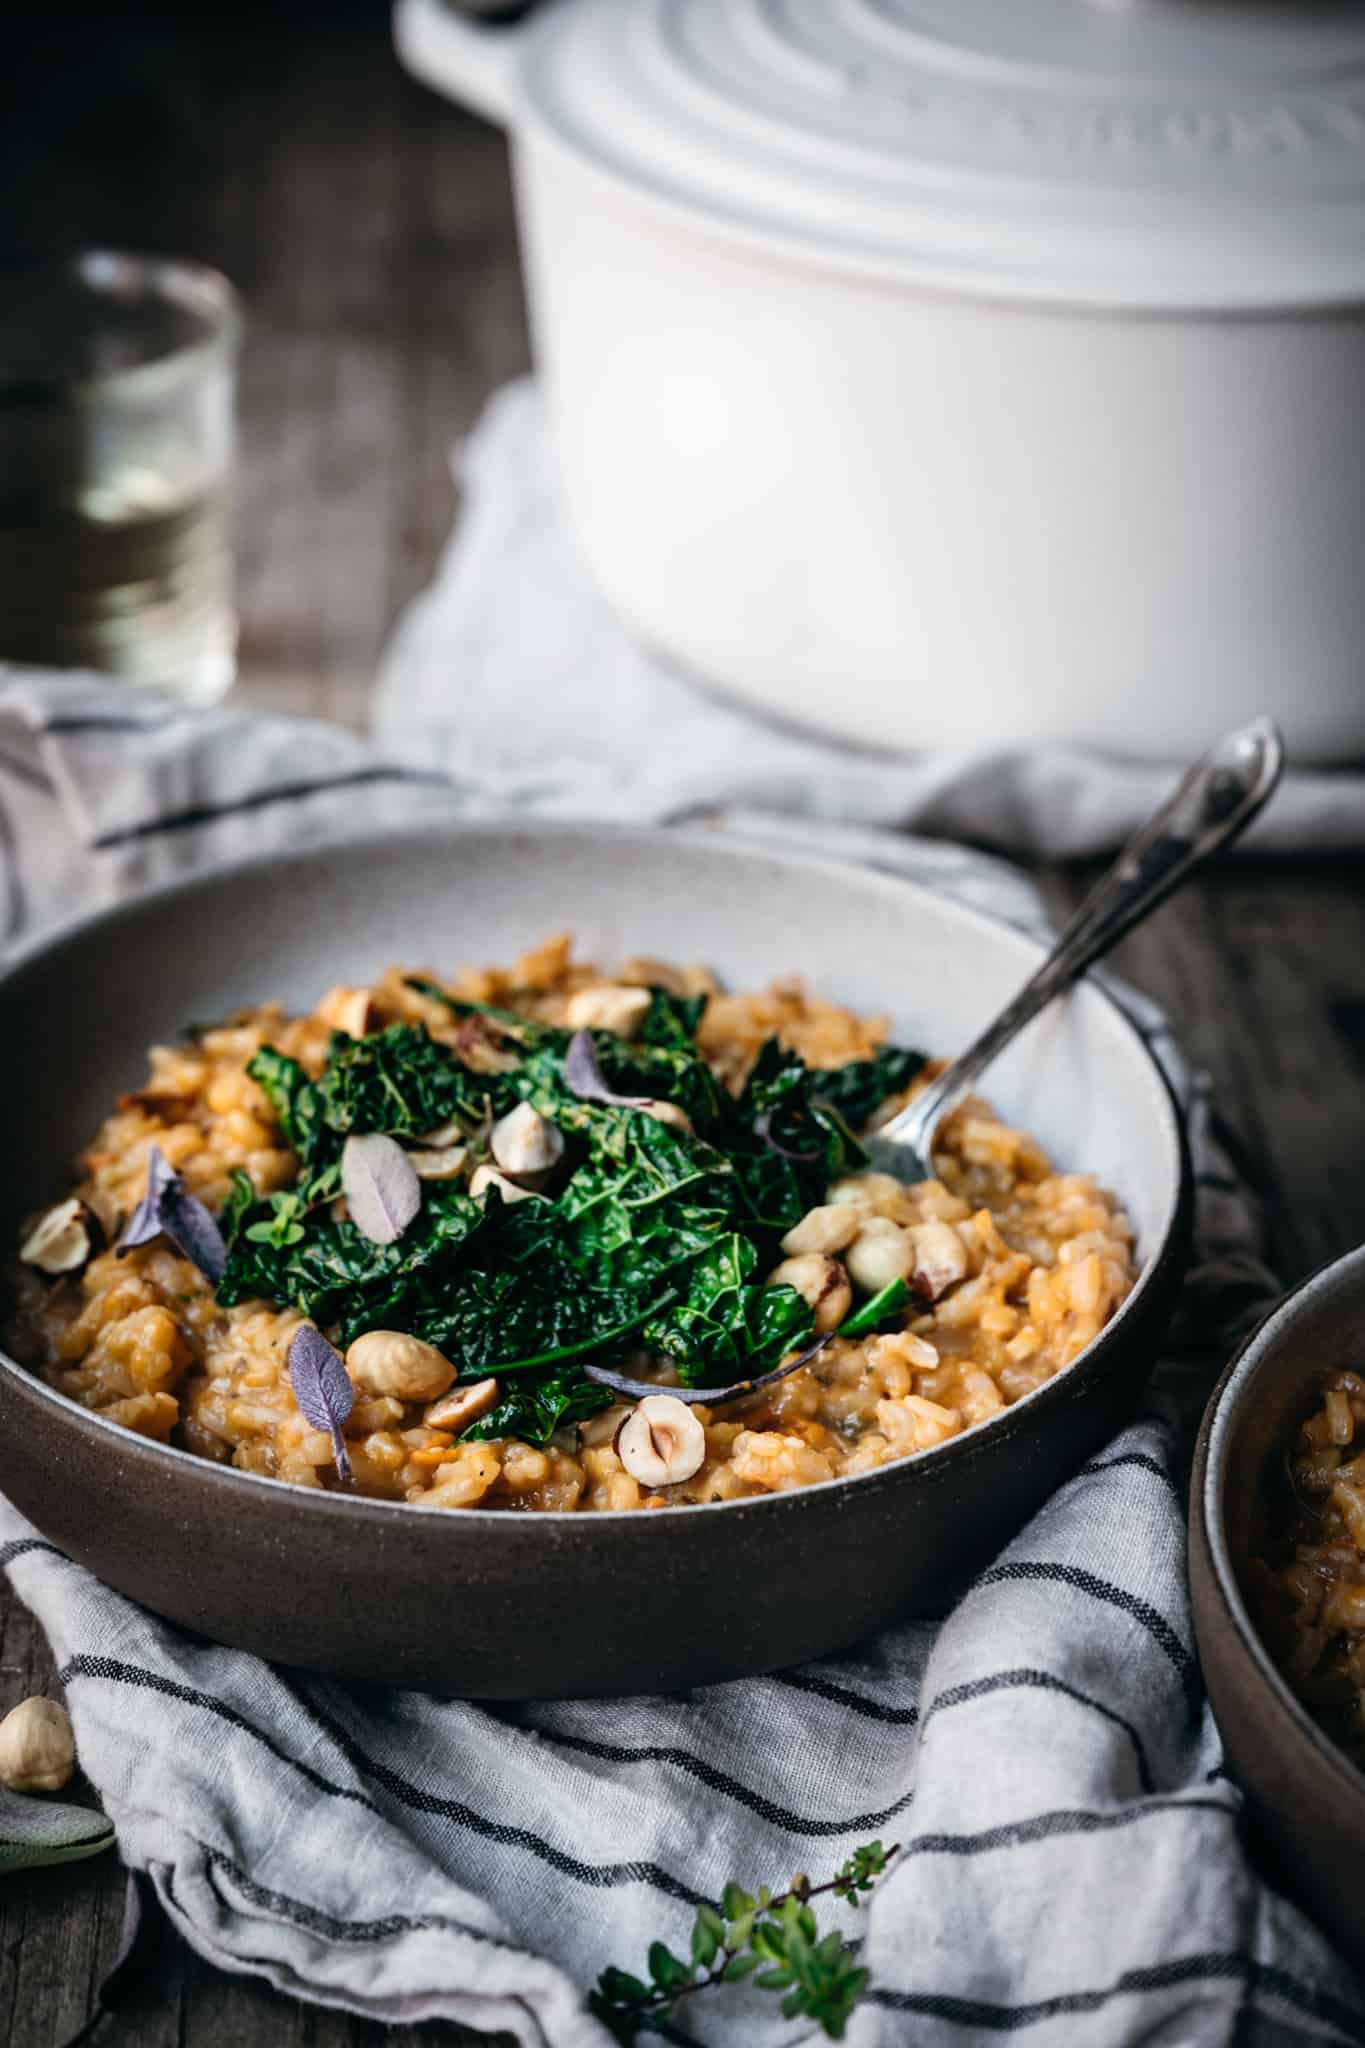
[0, 825, 1189, 1697]
[1191, 1245, 1365, 1976]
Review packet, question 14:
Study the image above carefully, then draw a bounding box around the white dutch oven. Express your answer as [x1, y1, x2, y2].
[396, 0, 1365, 761]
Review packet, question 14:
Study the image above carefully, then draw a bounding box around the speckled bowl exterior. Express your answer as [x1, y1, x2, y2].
[0, 825, 1189, 1697]
[1191, 1245, 1365, 1974]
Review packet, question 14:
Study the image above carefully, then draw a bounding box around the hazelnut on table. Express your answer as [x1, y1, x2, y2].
[0, 1696, 76, 1794]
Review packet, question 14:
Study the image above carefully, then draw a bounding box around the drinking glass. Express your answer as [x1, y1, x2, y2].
[0, 251, 241, 703]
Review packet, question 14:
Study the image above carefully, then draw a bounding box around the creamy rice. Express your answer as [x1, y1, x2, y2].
[1249, 1372, 1365, 1767]
[4, 936, 1137, 1513]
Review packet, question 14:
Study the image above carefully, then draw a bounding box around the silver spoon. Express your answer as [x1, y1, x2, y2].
[864, 717, 1284, 1184]
[584, 719, 1284, 1412]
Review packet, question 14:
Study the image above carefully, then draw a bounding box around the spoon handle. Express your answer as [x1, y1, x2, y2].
[876, 718, 1285, 1162]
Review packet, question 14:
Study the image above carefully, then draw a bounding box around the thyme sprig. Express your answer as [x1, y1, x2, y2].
[589, 1839, 898, 2043]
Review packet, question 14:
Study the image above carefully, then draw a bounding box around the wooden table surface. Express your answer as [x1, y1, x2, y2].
[3, 8, 1364, 2044]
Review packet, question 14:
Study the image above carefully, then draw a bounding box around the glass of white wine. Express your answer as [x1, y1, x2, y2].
[0, 250, 241, 704]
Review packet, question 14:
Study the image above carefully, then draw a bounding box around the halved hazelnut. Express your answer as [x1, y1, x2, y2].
[578, 1402, 631, 1448]
[910, 1220, 969, 1301]
[425, 1378, 500, 1432]
[455, 1015, 523, 1074]
[405, 1144, 469, 1181]
[490, 1102, 564, 1181]
[564, 984, 652, 1039]
[767, 1252, 853, 1335]
[781, 1202, 861, 1258]
[845, 1218, 915, 1295]
[417, 1119, 467, 1148]
[19, 1198, 101, 1276]
[638, 1100, 692, 1133]
[316, 985, 376, 1038]
[614, 957, 693, 996]
[469, 1163, 541, 1205]
[615, 1394, 706, 1487]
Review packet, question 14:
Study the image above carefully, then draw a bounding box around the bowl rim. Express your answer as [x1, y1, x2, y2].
[1195, 1241, 1365, 1809]
[0, 816, 1190, 1532]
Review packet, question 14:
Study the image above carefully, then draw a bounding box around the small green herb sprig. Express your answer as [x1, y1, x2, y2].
[589, 1839, 897, 2044]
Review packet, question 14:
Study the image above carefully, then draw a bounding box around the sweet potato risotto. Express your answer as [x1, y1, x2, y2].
[4, 937, 1136, 1513]
[1249, 1373, 1365, 1767]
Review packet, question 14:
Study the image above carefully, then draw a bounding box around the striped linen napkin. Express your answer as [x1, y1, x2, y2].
[1, 670, 1362, 2048]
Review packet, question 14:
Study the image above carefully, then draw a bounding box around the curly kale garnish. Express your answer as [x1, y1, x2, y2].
[638, 988, 708, 1050]
[461, 1363, 613, 1444]
[807, 1046, 927, 1130]
[590, 1840, 898, 2044]
[215, 976, 925, 1438]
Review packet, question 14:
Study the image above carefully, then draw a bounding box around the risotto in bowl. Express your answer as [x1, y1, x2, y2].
[0, 825, 1187, 1694]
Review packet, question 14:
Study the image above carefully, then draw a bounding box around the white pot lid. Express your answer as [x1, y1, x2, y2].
[513, 0, 1365, 309]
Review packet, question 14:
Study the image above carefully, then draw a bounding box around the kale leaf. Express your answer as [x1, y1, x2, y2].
[641, 1235, 813, 1385]
[729, 1039, 866, 1229]
[218, 1179, 485, 1343]
[519, 1027, 722, 1137]
[314, 1024, 513, 1138]
[217, 992, 927, 1415]
[248, 1047, 326, 1161]
[462, 1364, 614, 1446]
[639, 988, 707, 1051]
[407, 1258, 667, 1375]
[807, 1045, 927, 1130]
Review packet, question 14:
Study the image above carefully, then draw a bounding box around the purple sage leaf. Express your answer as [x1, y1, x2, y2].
[564, 1030, 652, 1110]
[116, 1144, 227, 1286]
[340, 1133, 421, 1244]
[287, 1325, 355, 1482]
[117, 1146, 178, 1251]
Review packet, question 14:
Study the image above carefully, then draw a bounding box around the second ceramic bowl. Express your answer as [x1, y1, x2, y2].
[1191, 1244, 1365, 1977]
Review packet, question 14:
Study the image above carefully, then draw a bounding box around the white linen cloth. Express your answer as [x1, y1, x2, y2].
[371, 380, 1365, 859]
[2, 669, 1363, 2048]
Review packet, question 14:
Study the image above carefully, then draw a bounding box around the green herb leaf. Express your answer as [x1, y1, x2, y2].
[839, 1278, 913, 1338]
[601, 1968, 648, 2004]
[694, 1902, 726, 1946]
[243, 1189, 308, 1249]
[647, 1942, 690, 1991]
[691, 1909, 721, 1969]
[593, 1841, 896, 2041]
